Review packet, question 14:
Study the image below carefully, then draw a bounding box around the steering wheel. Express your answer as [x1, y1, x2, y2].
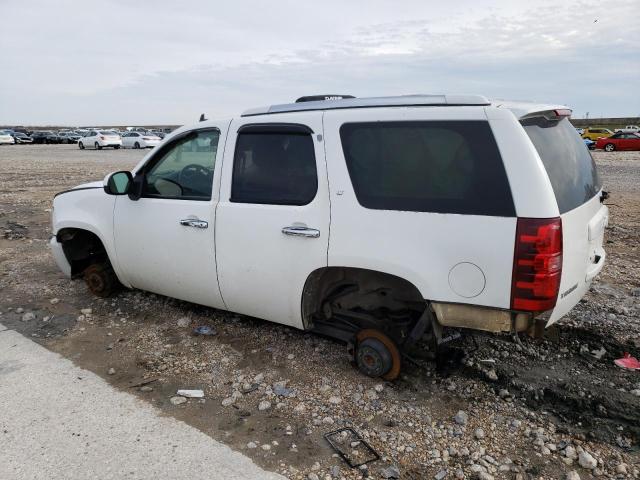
[178, 164, 210, 184]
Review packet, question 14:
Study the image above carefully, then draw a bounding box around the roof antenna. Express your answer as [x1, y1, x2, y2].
[199, 113, 207, 122]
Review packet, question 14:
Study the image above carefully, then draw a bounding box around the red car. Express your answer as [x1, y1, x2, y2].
[596, 132, 640, 151]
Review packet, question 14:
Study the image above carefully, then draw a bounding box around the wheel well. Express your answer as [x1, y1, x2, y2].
[56, 228, 110, 277]
[302, 267, 426, 343]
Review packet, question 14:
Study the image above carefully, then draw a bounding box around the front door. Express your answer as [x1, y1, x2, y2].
[113, 124, 229, 309]
[215, 113, 329, 328]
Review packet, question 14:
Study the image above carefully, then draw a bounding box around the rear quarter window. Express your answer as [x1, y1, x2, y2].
[339, 121, 515, 216]
[522, 117, 601, 214]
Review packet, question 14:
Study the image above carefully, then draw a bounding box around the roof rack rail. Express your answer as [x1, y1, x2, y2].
[296, 94, 355, 103]
[242, 94, 490, 117]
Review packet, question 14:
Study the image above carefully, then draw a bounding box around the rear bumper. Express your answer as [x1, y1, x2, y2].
[49, 236, 72, 277]
[432, 302, 533, 333]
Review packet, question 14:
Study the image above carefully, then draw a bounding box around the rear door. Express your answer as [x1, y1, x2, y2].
[215, 112, 329, 329]
[521, 116, 608, 324]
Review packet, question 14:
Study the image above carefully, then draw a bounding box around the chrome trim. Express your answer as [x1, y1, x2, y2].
[281, 226, 320, 238]
[180, 219, 208, 229]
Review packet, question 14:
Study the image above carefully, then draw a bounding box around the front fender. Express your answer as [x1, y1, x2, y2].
[51, 188, 131, 288]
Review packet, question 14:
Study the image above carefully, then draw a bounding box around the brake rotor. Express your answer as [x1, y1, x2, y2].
[356, 329, 402, 381]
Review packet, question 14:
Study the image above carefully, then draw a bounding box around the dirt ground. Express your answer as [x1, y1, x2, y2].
[0, 144, 638, 480]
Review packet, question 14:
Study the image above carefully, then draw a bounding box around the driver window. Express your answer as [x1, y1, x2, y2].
[142, 129, 219, 200]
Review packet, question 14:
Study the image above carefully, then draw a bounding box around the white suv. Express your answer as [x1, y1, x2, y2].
[49, 95, 608, 379]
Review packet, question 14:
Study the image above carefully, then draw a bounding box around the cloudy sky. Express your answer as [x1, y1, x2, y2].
[1, 0, 638, 125]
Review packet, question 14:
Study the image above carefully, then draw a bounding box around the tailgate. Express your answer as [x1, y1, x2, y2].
[520, 115, 607, 325]
[548, 196, 608, 325]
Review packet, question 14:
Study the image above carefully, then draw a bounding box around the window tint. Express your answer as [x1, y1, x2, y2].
[231, 130, 317, 205]
[339, 121, 515, 216]
[522, 117, 601, 214]
[142, 129, 219, 200]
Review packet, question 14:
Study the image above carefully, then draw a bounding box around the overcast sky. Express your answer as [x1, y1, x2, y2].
[1, 0, 638, 125]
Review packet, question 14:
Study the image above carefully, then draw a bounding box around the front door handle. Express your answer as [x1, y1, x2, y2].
[282, 226, 320, 238]
[180, 219, 208, 229]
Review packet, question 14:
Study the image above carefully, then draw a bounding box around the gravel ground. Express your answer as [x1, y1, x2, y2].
[0, 144, 638, 480]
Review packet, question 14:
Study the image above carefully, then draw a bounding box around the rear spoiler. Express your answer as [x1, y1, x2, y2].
[492, 100, 572, 120]
[520, 108, 572, 121]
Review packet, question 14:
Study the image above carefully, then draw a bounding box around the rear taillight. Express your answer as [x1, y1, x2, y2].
[511, 217, 562, 312]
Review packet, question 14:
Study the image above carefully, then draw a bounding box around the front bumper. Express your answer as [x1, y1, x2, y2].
[49, 235, 72, 277]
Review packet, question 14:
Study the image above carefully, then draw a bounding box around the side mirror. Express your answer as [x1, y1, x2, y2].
[103, 171, 133, 195]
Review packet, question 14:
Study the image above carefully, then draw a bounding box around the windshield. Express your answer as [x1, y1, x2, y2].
[522, 117, 602, 214]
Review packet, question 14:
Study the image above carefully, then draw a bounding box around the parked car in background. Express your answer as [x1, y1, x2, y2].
[582, 127, 613, 141]
[49, 94, 608, 379]
[575, 127, 584, 135]
[121, 131, 161, 149]
[0, 130, 16, 145]
[148, 130, 166, 139]
[596, 132, 640, 151]
[30, 131, 54, 144]
[615, 125, 640, 133]
[11, 132, 34, 144]
[78, 130, 122, 150]
[583, 138, 596, 150]
[45, 132, 64, 144]
[58, 132, 82, 144]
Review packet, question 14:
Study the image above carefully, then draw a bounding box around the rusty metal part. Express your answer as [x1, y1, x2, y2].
[431, 302, 532, 333]
[84, 263, 118, 298]
[324, 427, 380, 468]
[356, 329, 401, 381]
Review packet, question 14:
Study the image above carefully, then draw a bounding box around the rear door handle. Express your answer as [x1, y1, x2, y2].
[282, 226, 320, 238]
[180, 219, 208, 229]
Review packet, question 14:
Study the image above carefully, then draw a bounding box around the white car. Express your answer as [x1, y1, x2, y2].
[121, 132, 161, 149]
[78, 130, 122, 150]
[615, 125, 640, 134]
[50, 94, 608, 379]
[0, 130, 16, 145]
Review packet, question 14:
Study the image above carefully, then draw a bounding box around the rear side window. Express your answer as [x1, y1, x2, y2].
[339, 121, 515, 216]
[522, 117, 601, 214]
[231, 129, 317, 205]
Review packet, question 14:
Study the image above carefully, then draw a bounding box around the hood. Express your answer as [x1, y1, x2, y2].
[74, 180, 103, 189]
[54, 180, 104, 199]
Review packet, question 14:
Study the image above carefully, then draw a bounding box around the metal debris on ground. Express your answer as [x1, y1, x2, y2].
[127, 378, 158, 388]
[192, 325, 216, 336]
[176, 389, 204, 398]
[324, 427, 380, 468]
